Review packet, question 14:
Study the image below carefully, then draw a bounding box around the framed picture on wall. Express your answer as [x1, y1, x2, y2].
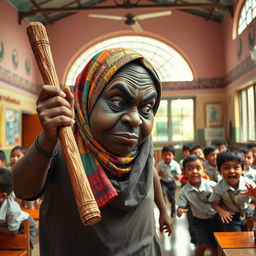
[205, 103, 222, 127]
[5, 108, 20, 146]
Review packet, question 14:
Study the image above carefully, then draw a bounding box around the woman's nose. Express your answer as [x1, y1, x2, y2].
[121, 108, 142, 127]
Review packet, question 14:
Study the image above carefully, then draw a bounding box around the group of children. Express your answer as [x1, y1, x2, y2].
[156, 140, 256, 256]
[0, 146, 38, 253]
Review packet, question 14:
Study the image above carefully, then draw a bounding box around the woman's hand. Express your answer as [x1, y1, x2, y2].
[159, 211, 173, 236]
[36, 85, 74, 143]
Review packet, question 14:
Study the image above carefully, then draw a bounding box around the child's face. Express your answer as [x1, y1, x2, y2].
[10, 149, 25, 167]
[205, 149, 219, 167]
[243, 152, 253, 170]
[183, 159, 205, 187]
[218, 144, 227, 152]
[191, 148, 204, 159]
[162, 151, 174, 164]
[220, 160, 243, 188]
[251, 147, 256, 165]
[0, 159, 6, 168]
[183, 149, 190, 157]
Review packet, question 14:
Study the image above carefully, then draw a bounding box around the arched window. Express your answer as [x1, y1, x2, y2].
[65, 35, 195, 143]
[238, 0, 256, 35]
[65, 35, 193, 85]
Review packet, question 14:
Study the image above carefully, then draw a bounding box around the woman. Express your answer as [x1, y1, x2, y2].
[12, 47, 168, 255]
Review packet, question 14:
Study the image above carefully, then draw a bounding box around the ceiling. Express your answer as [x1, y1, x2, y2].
[7, 0, 234, 25]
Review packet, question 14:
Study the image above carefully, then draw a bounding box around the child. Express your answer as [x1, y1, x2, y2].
[238, 147, 256, 183]
[203, 145, 222, 183]
[190, 145, 205, 160]
[157, 146, 182, 217]
[0, 167, 36, 253]
[179, 144, 191, 169]
[177, 154, 222, 256]
[247, 143, 256, 170]
[209, 150, 256, 231]
[215, 140, 229, 152]
[10, 146, 41, 209]
[0, 150, 6, 168]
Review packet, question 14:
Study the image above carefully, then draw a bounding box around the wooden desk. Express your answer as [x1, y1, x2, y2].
[214, 231, 256, 248]
[0, 251, 27, 256]
[22, 208, 39, 220]
[214, 232, 256, 256]
[223, 248, 256, 256]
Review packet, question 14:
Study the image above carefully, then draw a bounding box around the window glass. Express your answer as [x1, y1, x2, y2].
[65, 36, 193, 85]
[238, 0, 256, 35]
[152, 98, 194, 143]
[239, 86, 256, 142]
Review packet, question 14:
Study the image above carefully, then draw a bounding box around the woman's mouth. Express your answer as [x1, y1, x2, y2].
[111, 132, 139, 144]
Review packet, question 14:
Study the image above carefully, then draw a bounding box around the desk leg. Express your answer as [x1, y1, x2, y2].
[217, 245, 224, 256]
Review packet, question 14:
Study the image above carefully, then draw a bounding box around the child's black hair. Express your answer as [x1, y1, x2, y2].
[183, 154, 205, 170]
[182, 144, 192, 151]
[215, 140, 229, 147]
[203, 145, 218, 157]
[216, 150, 244, 172]
[238, 146, 252, 155]
[189, 145, 203, 154]
[11, 146, 27, 155]
[162, 145, 175, 155]
[0, 150, 6, 161]
[0, 168, 13, 195]
[247, 143, 256, 149]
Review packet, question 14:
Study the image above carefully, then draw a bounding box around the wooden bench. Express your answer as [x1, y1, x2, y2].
[0, 219, 30, 256]
[22, 208, 40, 229]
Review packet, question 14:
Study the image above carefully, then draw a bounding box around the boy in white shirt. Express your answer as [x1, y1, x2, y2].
[238, 147, 256, 183]
[157, 146, 182, 217]
[177, 154, 222, 256]
[209, 150, 256, 231]
[0, 168, 36, 253]
[203, 145, 222, 183]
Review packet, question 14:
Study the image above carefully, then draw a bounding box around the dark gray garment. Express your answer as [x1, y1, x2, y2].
[39, 146, 163, 256]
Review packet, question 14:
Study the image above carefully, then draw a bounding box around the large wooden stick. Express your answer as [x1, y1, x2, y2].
[27, 22, 101, 226]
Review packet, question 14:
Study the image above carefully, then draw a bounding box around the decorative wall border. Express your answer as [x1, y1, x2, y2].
[0, 65, 39, 95]
[1, 55, 255, 93]
[162, 55, 256, 91]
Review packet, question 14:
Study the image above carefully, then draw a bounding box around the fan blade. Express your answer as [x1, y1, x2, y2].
[135, 11, 171, 21]
[131, 21, 144, 33]
[88, 14, 124, 20]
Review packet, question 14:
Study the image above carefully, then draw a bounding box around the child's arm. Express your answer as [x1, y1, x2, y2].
[210, 202, 235, 223]
[0, 226, 18, 235]
[153, 168, 173, 236]
[177, 206, 188, 217]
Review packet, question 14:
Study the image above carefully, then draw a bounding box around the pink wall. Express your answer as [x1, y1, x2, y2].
[2, 0, 254, 87]
[1, 0, 42, 85]
[41, 8, 226, 82]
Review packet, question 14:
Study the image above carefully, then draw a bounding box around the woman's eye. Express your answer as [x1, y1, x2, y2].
[109, 97, 125, 110]
[140, 104, 153, 117]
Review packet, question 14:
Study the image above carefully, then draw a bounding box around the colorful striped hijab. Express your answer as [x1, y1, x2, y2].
[73, 47, 161, 208]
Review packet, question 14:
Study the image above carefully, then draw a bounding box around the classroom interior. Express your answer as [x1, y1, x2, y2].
[1, 0, 256, 255]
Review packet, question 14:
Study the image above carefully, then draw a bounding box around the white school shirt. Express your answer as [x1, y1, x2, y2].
[0, 195, 29, 231]
[177, 178, 217, 219]
[204, 161, 222, 183]
[243, 166, 256, 183]
[209, 176, 256, 212]
[157, 159, 181, 182]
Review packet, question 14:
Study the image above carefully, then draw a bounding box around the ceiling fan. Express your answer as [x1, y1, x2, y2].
[88, 11, 172, 32]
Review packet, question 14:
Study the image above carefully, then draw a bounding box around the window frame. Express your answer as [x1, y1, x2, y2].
[152, 96, 195, 145]
[239, 84, 256, 142]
